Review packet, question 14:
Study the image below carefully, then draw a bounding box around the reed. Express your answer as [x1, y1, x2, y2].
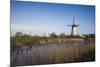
[11, 42, 95, 66]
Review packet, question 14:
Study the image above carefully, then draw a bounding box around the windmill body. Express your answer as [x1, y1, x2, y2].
[71, 25, 78, 36]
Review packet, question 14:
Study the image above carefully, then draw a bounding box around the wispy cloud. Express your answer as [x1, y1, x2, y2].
[11, 23, 67, 36]
[11, 24, 44, 36]
[11, 24, 60, 36]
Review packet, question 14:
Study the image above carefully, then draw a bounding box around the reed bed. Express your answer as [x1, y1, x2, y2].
[11, 41, 95, 66]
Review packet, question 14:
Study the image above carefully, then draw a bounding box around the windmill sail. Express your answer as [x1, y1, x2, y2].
[73, 16, 75, 25]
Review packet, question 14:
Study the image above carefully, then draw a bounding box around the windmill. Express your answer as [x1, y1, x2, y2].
[67, 17, 79, 36]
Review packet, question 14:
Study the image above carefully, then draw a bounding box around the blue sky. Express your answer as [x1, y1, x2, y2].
[11, 1, 95, 36]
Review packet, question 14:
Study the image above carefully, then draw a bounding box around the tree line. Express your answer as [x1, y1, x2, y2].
[11, 32, 95, 48]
